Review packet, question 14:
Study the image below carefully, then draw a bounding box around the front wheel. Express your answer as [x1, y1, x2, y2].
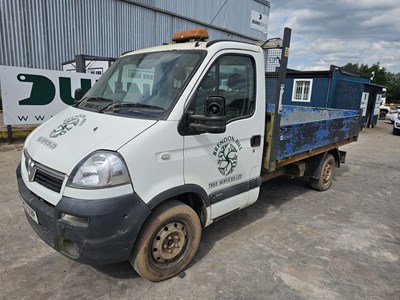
[310, 154, 335, 191]
[130, 200, 201, 282]
[393, 127, 400, 135]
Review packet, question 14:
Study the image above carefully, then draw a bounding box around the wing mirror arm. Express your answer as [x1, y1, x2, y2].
[74, 88, 84, 104]
[188, 96, 226, 134]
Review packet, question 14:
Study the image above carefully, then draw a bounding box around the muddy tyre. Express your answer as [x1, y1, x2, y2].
[310, 154, 335, 191]
[130, 200, 201, 282]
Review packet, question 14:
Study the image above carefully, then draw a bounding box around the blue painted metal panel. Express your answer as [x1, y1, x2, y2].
[334, 80, 366, 110]
[283, 77, 329, 107]
[327, 69, 369, 108]
[280, 105, 360, 126]
[277, 105, 360, 159]
[266, 103, 275, 113]
[283, 66, 370, 110]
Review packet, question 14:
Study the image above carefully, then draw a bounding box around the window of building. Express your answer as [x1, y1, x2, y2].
[292, 79, 313, 102]
[87, 68, 103, 75]
[143, 73, 154, 80]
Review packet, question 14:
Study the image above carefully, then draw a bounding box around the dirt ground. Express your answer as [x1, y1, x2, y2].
[0, 120, 399, 300]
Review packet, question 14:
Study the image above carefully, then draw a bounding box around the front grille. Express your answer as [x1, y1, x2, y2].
[24, 149, 65, 193]
[34, 168, 64, 193]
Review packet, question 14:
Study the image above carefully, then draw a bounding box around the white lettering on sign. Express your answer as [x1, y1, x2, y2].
[374, 94, 382, 116]
[250, 10, 269, 34]
[360, 92, 369, 117]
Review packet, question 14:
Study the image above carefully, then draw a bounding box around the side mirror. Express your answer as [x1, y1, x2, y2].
[74, 88, 84, 102]
[189, 96, 226, 134]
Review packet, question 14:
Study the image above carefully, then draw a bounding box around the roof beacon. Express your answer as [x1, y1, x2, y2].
[172, 28, 209, 43]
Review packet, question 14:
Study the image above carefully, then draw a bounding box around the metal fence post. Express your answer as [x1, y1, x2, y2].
[7, 125, 13, 144]
[75, 55, 86, 73]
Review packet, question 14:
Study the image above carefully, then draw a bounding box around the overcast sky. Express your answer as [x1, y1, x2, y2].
[267, 0, 400, 73]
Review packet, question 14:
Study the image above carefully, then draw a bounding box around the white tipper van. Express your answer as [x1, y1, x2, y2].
[17, 28, 361, 281]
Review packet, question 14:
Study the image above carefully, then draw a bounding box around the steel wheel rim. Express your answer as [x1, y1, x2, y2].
[152, 222, 187, 264]
[322, 161, 332, 184]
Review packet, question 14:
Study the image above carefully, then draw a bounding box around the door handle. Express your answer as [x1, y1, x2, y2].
[250, 135, 261, 147]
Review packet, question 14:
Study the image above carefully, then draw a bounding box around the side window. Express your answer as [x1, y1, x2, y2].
[192, 55, 255, 122]
[193, 65, 217, 115]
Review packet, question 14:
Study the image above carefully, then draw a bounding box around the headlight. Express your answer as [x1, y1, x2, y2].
[68, 151, 130, 188]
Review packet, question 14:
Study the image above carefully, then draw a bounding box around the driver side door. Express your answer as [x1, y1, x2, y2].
[183, 52, 263, 220]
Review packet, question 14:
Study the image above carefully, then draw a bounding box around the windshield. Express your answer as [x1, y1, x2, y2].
[77, 50, 205, 119]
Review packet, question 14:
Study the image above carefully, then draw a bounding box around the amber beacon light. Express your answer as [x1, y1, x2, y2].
[172, 28, 209, 43]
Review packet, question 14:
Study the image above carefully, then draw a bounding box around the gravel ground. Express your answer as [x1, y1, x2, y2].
[0, 120, 399, 300]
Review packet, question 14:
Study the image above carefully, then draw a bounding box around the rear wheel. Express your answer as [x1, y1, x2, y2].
[130, 200, 201, 282]
[310, 154, 335, 191]
[379, 111, 387, 120]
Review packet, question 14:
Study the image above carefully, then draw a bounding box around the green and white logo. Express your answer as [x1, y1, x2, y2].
[0, 66, 99, 126]
[49, 114, 87, 138]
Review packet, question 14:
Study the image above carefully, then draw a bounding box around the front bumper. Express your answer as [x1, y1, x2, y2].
[17, 163, 151, 265]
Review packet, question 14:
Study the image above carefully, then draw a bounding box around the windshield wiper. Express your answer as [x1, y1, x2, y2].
[78, 97, 116, 112]
[85, 97, 114, 103]
[75, 96, 111, 107]
[103, 102, 165, 111]
[99, 102, 165, 118]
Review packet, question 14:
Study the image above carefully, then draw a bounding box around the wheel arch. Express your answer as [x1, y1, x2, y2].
[147, 184, 210, 227]
[328, 148, 340, 168]
[380, 108, 389, 113]
[306, 149, 339, 179]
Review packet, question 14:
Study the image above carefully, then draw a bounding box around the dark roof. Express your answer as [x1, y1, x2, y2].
[286, 65, 371, 80]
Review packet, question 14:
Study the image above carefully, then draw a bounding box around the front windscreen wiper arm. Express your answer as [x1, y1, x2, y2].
[77, 97, 115, 110]
[103, 102, 165, 111]
[85, 97, 114, 103]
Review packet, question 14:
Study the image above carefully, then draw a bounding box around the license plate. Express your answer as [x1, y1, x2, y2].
[22, 201, 39, 224]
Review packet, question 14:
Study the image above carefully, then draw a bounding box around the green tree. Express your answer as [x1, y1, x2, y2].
[342, 62, 360, 73]
[341, 62, 400, 102]
[360, 62, 387, 86]
[386, 72, 400, 101]
[342, 62, 387, 85]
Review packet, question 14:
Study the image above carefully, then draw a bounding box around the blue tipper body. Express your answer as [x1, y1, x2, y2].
[264, 65, 377, 165]
[267, 104, 361, 160]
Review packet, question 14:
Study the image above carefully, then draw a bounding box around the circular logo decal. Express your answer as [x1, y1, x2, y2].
[217, 143, 238, 176]
[49, 114, 87, 138]
[213, 136, 242, 176]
